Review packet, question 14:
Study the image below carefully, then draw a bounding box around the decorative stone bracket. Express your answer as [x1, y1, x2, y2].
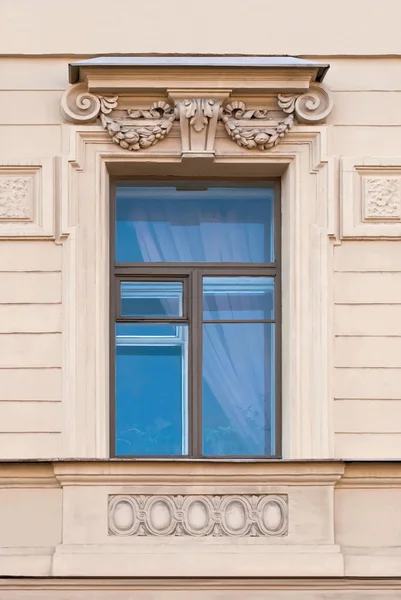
[61, 82, 333, 155]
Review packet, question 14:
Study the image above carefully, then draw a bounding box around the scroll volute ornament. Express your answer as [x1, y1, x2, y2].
[220, 85, 333, 151]
[61, 83, 176, 151]
[61, 83, 333, 153]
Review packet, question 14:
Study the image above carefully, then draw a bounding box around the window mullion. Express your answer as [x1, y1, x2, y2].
[189, 268, 203, 457]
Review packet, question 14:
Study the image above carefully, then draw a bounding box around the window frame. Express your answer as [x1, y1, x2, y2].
[109, 178, 282, 459]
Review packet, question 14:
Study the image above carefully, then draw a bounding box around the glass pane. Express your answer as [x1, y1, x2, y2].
[115, 323, 188, 456]
[116, 184, 274, 263]
[120, 281, 183, 317]
[203, 277, 274, 320]
[202, 323, 275, 456]
[116, 323, 179, 337]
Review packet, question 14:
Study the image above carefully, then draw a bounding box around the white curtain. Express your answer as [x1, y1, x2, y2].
[129, 201, 273, 453]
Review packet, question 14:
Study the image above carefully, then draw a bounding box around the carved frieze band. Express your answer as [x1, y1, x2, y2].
[61, 83, 332, 152]
[108, 494, 288, 538]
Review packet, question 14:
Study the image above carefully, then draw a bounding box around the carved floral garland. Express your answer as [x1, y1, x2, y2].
[61, 83, 332, 152]
[100, 101, 176, 151]
[220, 95, 295, 151]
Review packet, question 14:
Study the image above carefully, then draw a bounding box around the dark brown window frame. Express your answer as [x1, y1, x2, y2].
[109, 178, 282, 459]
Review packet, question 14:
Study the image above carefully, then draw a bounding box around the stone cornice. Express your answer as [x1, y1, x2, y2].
[68, 56, 330, 91]
[52, 460, 344, 487]
[2, 461, 401, 489]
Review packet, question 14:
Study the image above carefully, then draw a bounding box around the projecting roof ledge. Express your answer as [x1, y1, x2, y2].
[69, 55, 330, 85]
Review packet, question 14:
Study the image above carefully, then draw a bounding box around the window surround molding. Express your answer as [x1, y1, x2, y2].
[59, 58, 335, 460]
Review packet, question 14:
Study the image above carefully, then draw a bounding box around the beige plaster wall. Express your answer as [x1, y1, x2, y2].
[1, 6, 401, 589]
[1, 54, 401, 459]
[0, 242, 62, 458]
[334, 242, 401, 458]
[1, 0, 401, 56]
[0, 461, 400, 583]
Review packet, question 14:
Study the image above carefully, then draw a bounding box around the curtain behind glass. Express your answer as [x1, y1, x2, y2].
[116, 186, 274, 263]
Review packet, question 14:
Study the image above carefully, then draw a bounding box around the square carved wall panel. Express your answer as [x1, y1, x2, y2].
[341, 157, 401, 238]
[363, 177, 401, 221]
[0, 159, 56, 238]
[108, 494, 288, 538]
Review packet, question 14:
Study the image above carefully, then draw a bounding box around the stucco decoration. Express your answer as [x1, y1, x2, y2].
[364, 177, 401, 220]
[220, 96, 295, 151]
[0, 160, 55, 238]
[184, 98, 215, 132]
[101, 102, 176, 151]
[61, 83, 175, 150]
[108, 494, 288, 537]
[341, 158, 401, 238]
[0, 177, 32, 220]
[220, 86, 332, 151]
[61, 83, 118, 123]
[290, 84, 333, 124]
[61, 83, 333, 153]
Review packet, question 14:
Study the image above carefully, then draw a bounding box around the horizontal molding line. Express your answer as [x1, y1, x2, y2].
[334, 398, 401, 401]
[334, 367, 401, 370]
[334, 335, 401, 338]
[2, 576, 401, 591]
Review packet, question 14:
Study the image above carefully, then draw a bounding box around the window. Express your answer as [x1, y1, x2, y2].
[111, 181, 280, 458]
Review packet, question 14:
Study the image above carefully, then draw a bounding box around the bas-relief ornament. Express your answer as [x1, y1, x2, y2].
[101, 102, 176, 151]
[108, 494, 288, 538]
[220, 97, 294, 151]
[0, 177, 32, 220]
[184, 98, 214, 132]
[61, 83, 333, 153]
[220, 86, 332, 151]
[364, 177, 401, 220]
[341, 158, 401, 238]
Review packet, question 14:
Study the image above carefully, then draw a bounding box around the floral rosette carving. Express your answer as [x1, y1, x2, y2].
[100, 101, 176, 151]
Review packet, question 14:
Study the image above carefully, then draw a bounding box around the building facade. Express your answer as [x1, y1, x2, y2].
[1, 1, 401, 597]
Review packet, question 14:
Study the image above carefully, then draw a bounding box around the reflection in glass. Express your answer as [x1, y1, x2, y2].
[116, 184, 274, 263]
[202, 323, 275, 456]
[120, 281, 183, 317]
[203, 277, 274, 321]
[115, 323, 188, 456]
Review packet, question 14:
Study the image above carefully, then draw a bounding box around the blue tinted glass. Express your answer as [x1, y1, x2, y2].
[202, 323, 275, 456]
[203, 277, 274, 320]
[115, 324, 188, 456]
[120, 281, 183, 317]
[116, 184, 274, 263]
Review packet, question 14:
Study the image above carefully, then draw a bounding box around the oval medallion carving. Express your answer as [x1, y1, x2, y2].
[146, 498, 175, 535]
[108, 496, 138, 536]
[261, 500, 283, 532]
[221, 498, 249, 536]
[108, 493, 288, 537]
[184, 498, 212, 536]
[257, 496, 288, 536]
